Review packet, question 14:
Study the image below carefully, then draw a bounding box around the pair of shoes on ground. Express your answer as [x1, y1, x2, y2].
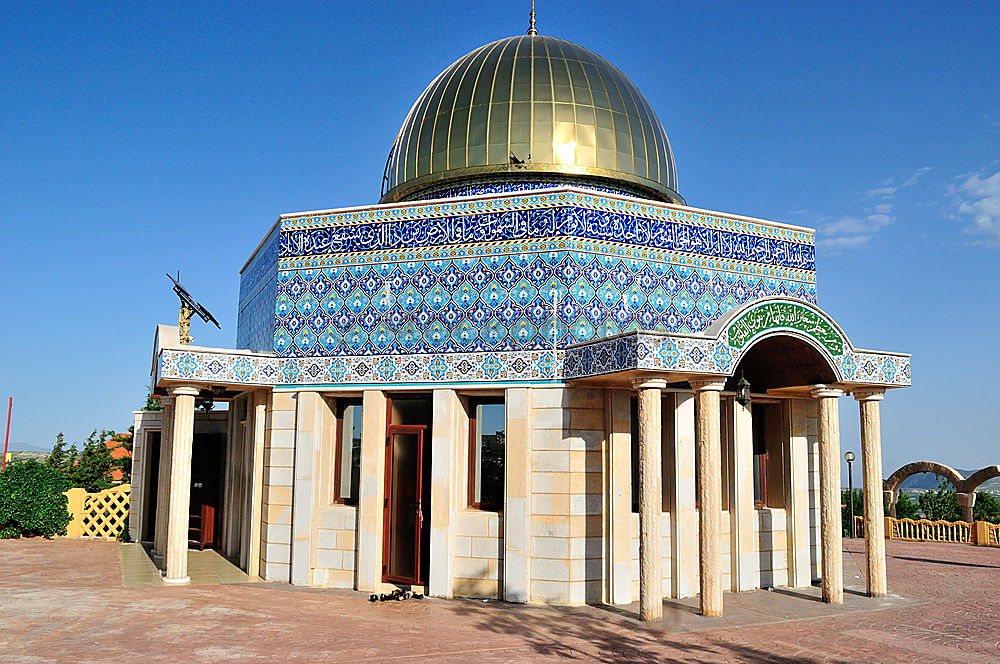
[369, 589, 424, 602]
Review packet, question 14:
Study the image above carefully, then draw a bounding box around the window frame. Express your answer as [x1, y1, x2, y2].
[332, 398, 363, 506]
[467, 397, 505, 512]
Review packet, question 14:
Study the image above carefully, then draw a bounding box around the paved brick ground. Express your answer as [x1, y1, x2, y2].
[1, 537, 997, 663]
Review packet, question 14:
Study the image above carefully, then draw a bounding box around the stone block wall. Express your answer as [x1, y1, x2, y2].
[529, 387, 605, 604]
[453, 510, 501, 597]
[756, 508, 788, 588]
[313, 505, 358, 587]
[261, 392, 295, 581]
[628, 512, 673, 597]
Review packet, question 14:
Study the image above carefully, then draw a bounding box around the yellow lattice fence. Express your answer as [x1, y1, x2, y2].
[64, 484, 130, 539]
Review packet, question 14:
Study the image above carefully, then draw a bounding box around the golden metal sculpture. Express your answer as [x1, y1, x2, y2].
[167, 272, 220, 344]
[178, 303, 194, 345]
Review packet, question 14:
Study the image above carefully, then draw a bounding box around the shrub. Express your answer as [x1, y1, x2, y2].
[974, 491, 1000, 522]
[895, 492, 920, 519]
[917, 479, 961, 521]
[45, 429, 132, 492]
[0, 460, 72, 538]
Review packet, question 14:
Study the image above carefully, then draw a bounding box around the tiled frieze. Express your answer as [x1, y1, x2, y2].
[157, 348, 564, 387]
[271, 251, 816, 358]
[278, 203, 816, 271]
[409, 178, 646, 202]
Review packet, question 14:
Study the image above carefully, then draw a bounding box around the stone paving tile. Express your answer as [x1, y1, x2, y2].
[0, 537, 997, 663]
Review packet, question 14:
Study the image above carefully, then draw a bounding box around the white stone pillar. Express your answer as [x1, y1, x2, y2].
[729, 396, 757, 592]
[811, 385, 844, 604]
[290, 391, 324, 586]
[785, 399, 813, 587]
[633, 378, 665, 621]
[503, 387, 532, 603]
[691, 377, 727, 617]
[854, 388, 888, 598]
[164, 385, 199, 584]
[246, 390, 268, 578]
[356, 390, 388, 592]
[152, 396, 174, 558]
[669, 391, 698, 599]
[606, 389, 633, 605]
[428, 389, 461, 598]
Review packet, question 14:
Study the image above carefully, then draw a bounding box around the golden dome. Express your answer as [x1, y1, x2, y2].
[380, 34, 682, 204]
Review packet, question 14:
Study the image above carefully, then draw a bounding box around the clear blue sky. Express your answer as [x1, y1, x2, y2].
[2, 1, 998, 477]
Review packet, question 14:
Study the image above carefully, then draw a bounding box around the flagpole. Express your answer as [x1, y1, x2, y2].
[2, 397, 12, 472]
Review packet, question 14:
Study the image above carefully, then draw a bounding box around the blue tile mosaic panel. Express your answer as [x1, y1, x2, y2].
[236, 226, 279, 353]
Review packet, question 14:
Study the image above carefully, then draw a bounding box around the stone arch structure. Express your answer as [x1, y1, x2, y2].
[963, 465, 1000, 493]
[883, 462, 1000, 521]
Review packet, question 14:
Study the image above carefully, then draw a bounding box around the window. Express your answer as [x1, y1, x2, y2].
[751, 402, 786, 508]
[334, 400, 363, 504]
[469, 398, 505, 510]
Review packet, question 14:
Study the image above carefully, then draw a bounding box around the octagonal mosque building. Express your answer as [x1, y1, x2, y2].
[131, 23, 909, 619]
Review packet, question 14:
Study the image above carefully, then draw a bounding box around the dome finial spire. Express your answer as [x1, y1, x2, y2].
[527, 0, 538, 35]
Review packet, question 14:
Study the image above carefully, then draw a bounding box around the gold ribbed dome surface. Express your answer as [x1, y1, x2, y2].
[380, 34, 681, 204]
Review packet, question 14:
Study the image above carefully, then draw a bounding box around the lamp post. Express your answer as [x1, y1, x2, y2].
[844, 451, 856, 538]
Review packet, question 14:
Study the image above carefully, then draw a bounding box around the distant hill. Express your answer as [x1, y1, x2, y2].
[7, 450, 48, 463]
[899, 469, 1000, 491]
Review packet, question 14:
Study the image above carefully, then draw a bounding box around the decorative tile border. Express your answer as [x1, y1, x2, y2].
[157, 348, 564, 387]
[278, 204, 815, 271]
[159, 298, 909, 388]
[280, 188, 813, 246]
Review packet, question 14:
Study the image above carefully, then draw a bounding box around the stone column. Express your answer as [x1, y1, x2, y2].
[503, 387, 532, 603]
[855, 388, 888, 598]
[152, 396, 175, 558]
[356, 390, 388, 592]
[785, 400, 813, 588]
[669, 392, 698, 599]
[811, 385, 844, 604]
[633, 378, 665, 621]
[884, 489, 897, 518]
[691, 377, 727, 617]
[164, 385, 199, 584]
[957, 492, 976, 524]
[606, 389, 633, 605]
[729, 396, 756, 592]
[291, 391, 324, 586]
[428, 389, 461, 598]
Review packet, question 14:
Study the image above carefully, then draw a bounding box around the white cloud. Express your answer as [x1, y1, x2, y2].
[815, 166, 931, 250]
[954, 170, 1000, 244]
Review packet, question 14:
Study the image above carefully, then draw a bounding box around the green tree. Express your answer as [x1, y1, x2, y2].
[143, 390, 162, 411]
[841, 489, 864, 536]
[45, 433, 75, 473]
[895, 492, 919, 519]
[917, 478, 961, 521]
[0, 460, 72, 538]
[974, 491, 1000, 522]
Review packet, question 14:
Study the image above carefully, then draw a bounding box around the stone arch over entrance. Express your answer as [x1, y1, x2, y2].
[727, 332, 839, 391]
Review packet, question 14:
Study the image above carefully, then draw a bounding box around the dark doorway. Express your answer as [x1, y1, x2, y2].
[190, 432, 225, 550]
[382, 395, 432, 585]
[142, 431, 161, 542]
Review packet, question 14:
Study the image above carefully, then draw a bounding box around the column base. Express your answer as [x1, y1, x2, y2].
[162, 575, 191, 585]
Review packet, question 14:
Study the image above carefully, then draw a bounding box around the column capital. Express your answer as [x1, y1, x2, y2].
[810, 384, 844, 399]
[632, 377, 667, 390]
[853, 388, 886, 402]
[688, 376, 727, 392]
[158, 395, 175, 408]
[169, 384, 201, 397]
